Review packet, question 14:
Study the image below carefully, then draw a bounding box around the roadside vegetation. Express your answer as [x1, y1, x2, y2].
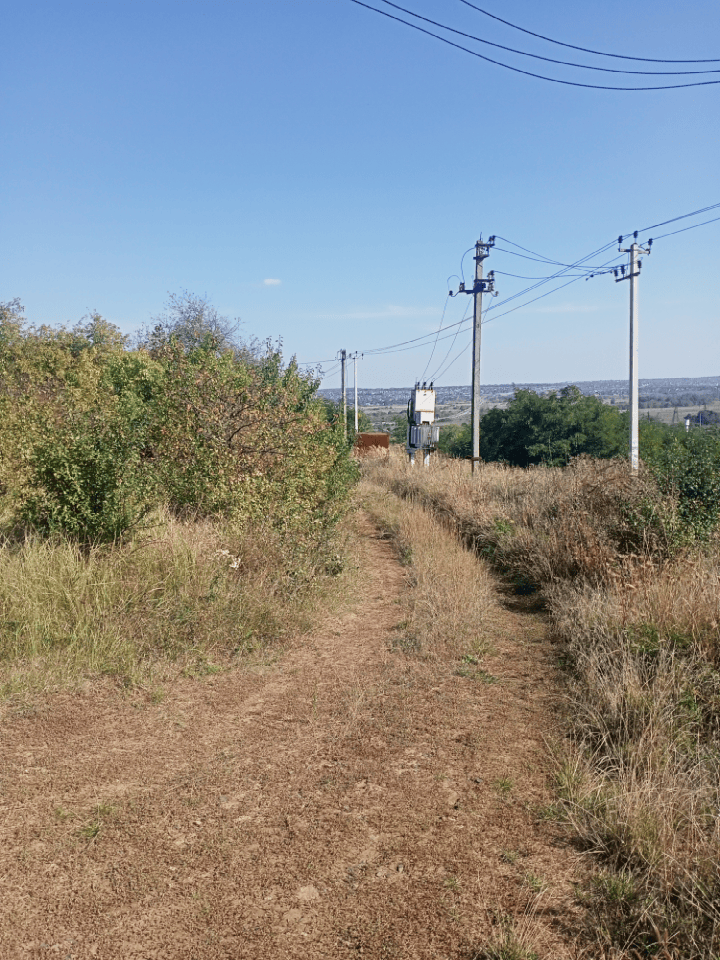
[364, 447, 720, 959]
[360, 470, 501, 662]
[0, 296, 357, 698]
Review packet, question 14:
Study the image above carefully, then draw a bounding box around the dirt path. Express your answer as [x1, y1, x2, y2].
[1, 513, 583, 959]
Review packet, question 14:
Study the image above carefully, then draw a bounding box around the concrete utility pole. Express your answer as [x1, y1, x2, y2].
[450, 236, 497, 475]
[614, 232, 652, 474]
[353, 353, 360, 434]
[339, 349, 347, 441]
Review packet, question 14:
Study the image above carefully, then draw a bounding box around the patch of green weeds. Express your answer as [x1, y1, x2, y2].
[455, 655, 498, 683]
[493, 776, 513, 797]
[182, 657, 222, 679]
[524, 872, 546, 894]
[554, 760, 585, 802]
[398, 543, 413, 566]
[76, 802, 117, 842]
[627, 623, 662, 658]
[493, 518, 516, 536]
[500, 849, 519, 865]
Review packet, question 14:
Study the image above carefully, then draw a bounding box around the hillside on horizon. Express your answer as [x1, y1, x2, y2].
[320, 374, 720, 408]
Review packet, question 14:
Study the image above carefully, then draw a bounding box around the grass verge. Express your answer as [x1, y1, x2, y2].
[363, 448, 720, 958]
[0, 508, 352, 705]
[360, 476, 502, 660]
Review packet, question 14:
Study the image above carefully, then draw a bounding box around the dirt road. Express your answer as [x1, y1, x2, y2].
[1, 513, 582, 959]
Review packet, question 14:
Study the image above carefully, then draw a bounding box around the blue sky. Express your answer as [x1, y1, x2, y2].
[2, 0, 719, 390]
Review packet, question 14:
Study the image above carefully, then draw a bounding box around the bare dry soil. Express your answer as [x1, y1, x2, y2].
[1, 513, 583, 959]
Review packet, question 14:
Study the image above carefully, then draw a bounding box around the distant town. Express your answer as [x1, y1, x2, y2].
[321, 375, 720, 431]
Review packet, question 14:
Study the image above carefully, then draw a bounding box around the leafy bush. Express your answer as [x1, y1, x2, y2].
[1, 298, 357, 544]
[643, 427, 720, 539]
[19, 409, 156, 543]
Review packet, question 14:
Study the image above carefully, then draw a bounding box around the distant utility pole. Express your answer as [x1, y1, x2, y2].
[353, 352, 360, 434]
[614, 232, 652, 474]
[338, 349, 347, 440]
[450, 236, 497, 475]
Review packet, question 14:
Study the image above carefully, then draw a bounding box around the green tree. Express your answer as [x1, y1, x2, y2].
[138, 290, 243, 356]
[389, 412, 409, 445]
[437, 422, 471, 458]
[480, 387, 626, 466]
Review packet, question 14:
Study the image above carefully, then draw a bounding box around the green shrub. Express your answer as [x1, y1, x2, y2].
[644, 428, 720, 539]
[20, 410, 156, 544]
[1, 299, 357, 543]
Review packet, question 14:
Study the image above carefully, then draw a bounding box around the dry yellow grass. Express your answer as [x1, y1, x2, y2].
[363, 448, 720, 958]
[360, 474, 502, 659]
[0, 509, 351, 704]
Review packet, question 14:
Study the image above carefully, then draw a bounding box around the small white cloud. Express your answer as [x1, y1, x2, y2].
[263, 278, 282, 286]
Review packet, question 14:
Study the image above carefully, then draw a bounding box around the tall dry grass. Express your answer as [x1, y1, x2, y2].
[360, 472, 501, 660]
[0, 510, 350, 703]
[364, 448, 720, 958]
[364, 449, 676, 589]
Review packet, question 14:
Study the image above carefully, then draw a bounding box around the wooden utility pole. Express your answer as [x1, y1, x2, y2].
[615, 232, 651, 474]
[450, 236, 497, 474]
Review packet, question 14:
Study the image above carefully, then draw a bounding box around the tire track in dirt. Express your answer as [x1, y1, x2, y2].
[0, 512, 583, 959]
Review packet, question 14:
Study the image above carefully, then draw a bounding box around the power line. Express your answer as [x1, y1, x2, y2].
[482, 252, 624, 327]
[347, 0, 720, 90]
[494, 269, 589, 280]
[337, 200, 720, 367]
[420, 292, 452, 382]
[493, 246, 609, 268]
[651, 213, 720, 241]
[629, 201, 720, 237]
[459, 246, 474, 285]
[428, 299, 473, 382]
[433, 334, 473, 383]
[361, 311, 472, 355]
[360, 242, 620, 359]
[456, 0, 720, 65]
[493, 236, 608, 270]
[376, 0, 720, 75]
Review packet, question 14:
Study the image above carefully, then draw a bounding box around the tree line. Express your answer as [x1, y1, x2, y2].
[0, 295, 356, 544]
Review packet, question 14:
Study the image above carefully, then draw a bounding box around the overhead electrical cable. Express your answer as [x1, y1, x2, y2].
[347, 201, 720, 364]
[482, 253, 624, 328]
[366, 320, 476, 357]
[347, 0, 720, 90]
[629, 201, 720, 237]
[361, 242, 619, 359]
[456, 0, 720, 64]
[377, 0, 720, 75]
[651, 213, 720, 241]
[420, 292, 453, 382]
[432, 334, 473, 384]
[494, 236, 612, 269]
[493, 246, 612, 269]
[459, 246, 474, 285]
[361, 311, 473, 355]
[494, 270, 589, 280]
[427, 299, 473, 382]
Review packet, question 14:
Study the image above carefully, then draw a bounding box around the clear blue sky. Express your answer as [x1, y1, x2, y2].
[2, 0, 719, 390]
